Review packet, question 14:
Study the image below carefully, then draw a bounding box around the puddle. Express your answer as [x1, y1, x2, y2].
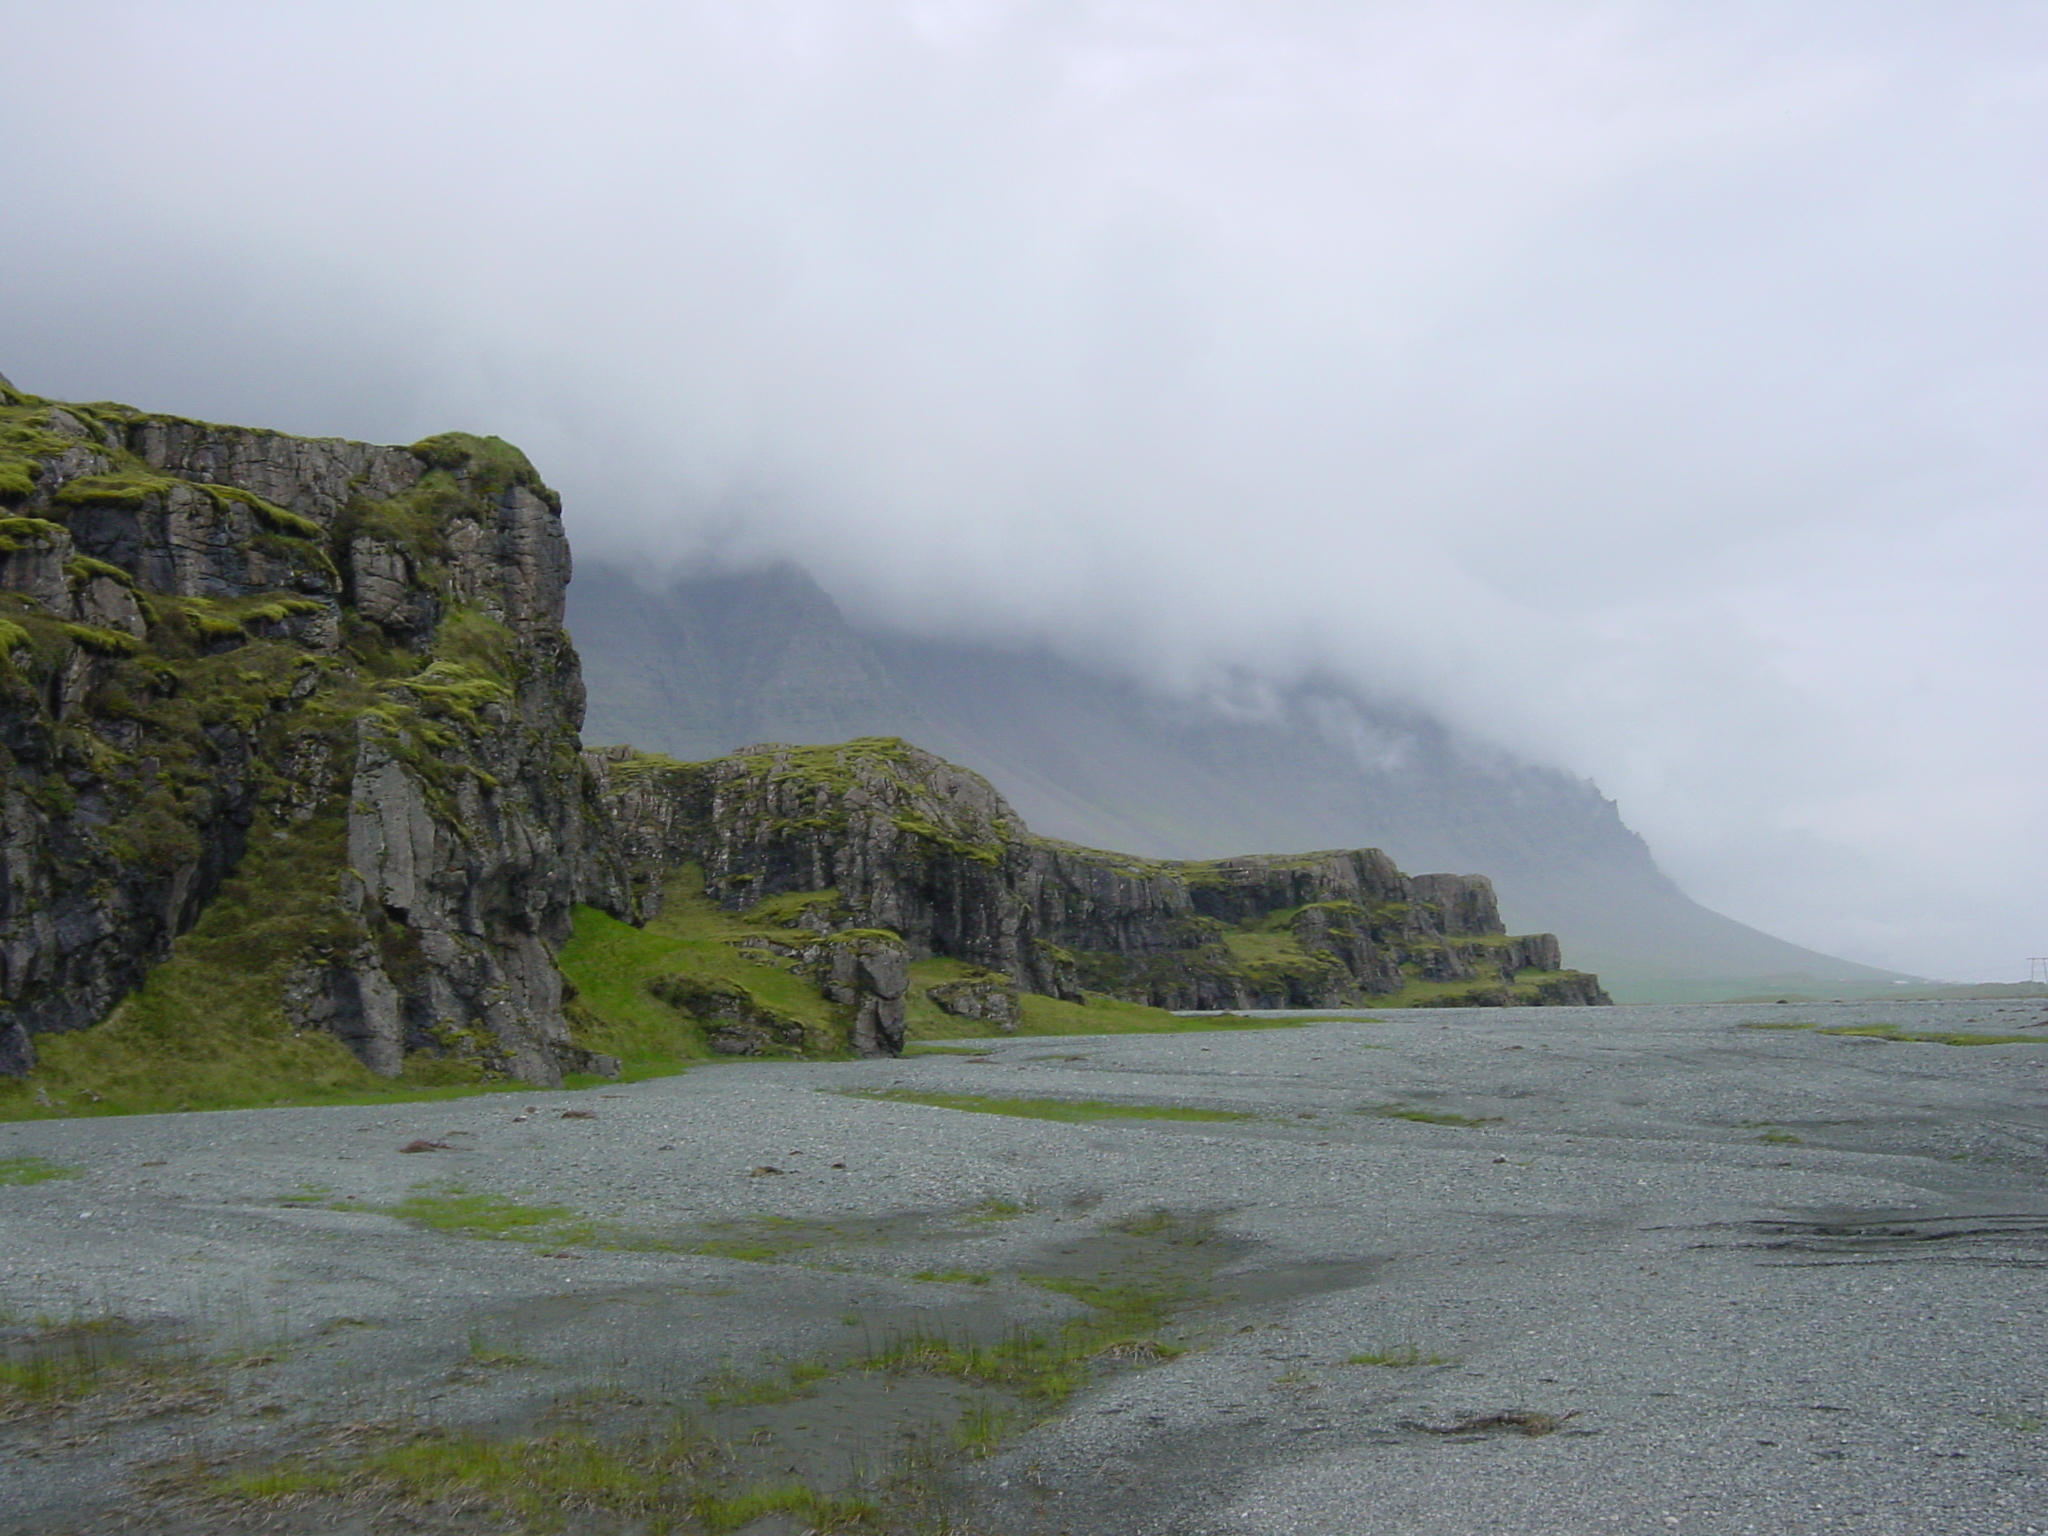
[161, 1203, 1398, 1534]
[1741, 1206, 2048, 1266]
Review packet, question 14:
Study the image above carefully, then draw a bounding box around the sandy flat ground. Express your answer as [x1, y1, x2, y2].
[3, 999, 2047, 1535]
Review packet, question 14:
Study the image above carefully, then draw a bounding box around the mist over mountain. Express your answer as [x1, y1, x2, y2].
[570, 561, 1908, 1002]
[4, 3, 2042, 981]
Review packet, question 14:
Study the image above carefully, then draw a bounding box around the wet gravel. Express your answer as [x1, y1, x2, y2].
[2, 998, 2046, 1534]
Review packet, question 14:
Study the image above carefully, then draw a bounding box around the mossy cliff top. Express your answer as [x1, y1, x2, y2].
[0, 383, 625, 1113]
[591, 738, 1611, 1015]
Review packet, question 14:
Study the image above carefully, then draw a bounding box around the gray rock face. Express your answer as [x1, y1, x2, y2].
[598, 739, 1610, 1016]
[811, 930, 910, 1056]
[0, 386, 629, 1084]
[927, 974, 1023, 1031]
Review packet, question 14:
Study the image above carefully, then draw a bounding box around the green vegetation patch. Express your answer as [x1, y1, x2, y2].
[374, 1184, 597, 1247]
[0, 1155, 81, 1185]
[0, 514, 65, 549]
[0, 811, 528, 1121]
[53, 470, 184, 508]
[0, 1316, 200, 1414]
[839, 1088, 1252, 1124]
[214, 1423, 876, 1534]
[557, 875, 855, 1074]
[1345, 1345, 1457, 1367]
[208, 1207, 1222, 1532]
[1357, 1103, 1500, 1127]
[1738, 1020, 2046, 1047]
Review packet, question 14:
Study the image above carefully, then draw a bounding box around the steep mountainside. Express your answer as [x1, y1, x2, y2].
[0, 383, 630, 1088]
[570, 562, 1909, 1001]
[592, 737, 1607, 1055]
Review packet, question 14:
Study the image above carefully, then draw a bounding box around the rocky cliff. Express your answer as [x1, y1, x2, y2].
[594, 737, 1609, 1053]
[0, 385, 1602, 1098]
[0, 384, 627, 1086]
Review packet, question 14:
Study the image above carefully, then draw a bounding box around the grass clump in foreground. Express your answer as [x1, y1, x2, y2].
[1357, 1103, 1500, 1127]
[860, 1210, 1213, 1408]
[1738, 1020, 2046, 1047]
[213, 1422, 879, 1534]
[212, 1209, 1221, 1532]
[1346, 1345, 1456, 1367]
[372, 1184, 599, 1247]
[839, 1087, 1253, 1124]
[0, 1155, 81, 1185]
[0, 1314, 217, 1423]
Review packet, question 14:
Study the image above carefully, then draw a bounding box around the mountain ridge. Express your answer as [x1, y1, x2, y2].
[569, 560, 1907, 1001]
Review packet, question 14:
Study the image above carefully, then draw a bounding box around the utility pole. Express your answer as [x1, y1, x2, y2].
[2031, 958, 2048, 986]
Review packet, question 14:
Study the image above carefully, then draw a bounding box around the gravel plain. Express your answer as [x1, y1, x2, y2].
[2, 998, 2047, 1535]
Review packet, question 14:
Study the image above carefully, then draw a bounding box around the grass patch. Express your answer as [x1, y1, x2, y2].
[0, 1315, 211, 1421]
[1738, 1020, 2047, 1047]
[864, 1212, 1214, 1408]
[1345, 1345, 1456, 1367]
[214, 1423, 877, 1533]
[557, 869, 860, 1073]
[0, 1156, 81, 1185]
[701, 1357, 834, 1407]
[1818, 1024, 2046, 1046]
[839, 1088, 1253, 1124]
[374, 1184, 598, 1247]
[1358, 1103, 1500, 1127]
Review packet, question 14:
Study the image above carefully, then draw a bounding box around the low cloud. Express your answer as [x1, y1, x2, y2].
[4, 1, 2043, 977]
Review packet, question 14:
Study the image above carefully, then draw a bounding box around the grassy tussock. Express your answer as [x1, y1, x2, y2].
[840, 1087, 1253, 1123]
[1739, 1020, 2046, 1047]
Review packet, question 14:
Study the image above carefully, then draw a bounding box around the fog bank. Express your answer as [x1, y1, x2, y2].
[3, 2, 2043, 978]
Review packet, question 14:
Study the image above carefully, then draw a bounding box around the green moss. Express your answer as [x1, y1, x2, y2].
[376, 1183, 596, 1246]
[1345, 1346, 1456, 1367]
[409, 431, 561, 510]
[238, 597, 324, 628]
[892, 813, 1001, 866]
[62, 555, 133, 586]
[101, 788, 205, 870]
[1358, 1103, 1500, 1127]
[0, 812, 423, 1119]
[1816, 1024, 2046, 1047]
[0, 460, 40, 502]
[431, 604, 518, 679]
[556, 878, 858, 1073]
[382, 659, 510, 726]
[53, 471, 182, 509]
[0, 514, 65, 550]
[839, 1088, 1253, 1124]
[1738, 1020, 2048, 1047]
[0, 1156, 82, 1186]
[200, 483, 324, 540]
[0, 619, 30, 655]
[58, 623, 141, 657]
[217, 1425, 875, 1534]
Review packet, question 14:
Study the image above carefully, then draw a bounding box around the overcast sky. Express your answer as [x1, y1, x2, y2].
[4, 1, 2043, 980]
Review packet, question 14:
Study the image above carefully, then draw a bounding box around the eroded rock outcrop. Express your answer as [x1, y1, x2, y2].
[0, 386, 628, 1083]
[597, 739, 1611, 1017]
